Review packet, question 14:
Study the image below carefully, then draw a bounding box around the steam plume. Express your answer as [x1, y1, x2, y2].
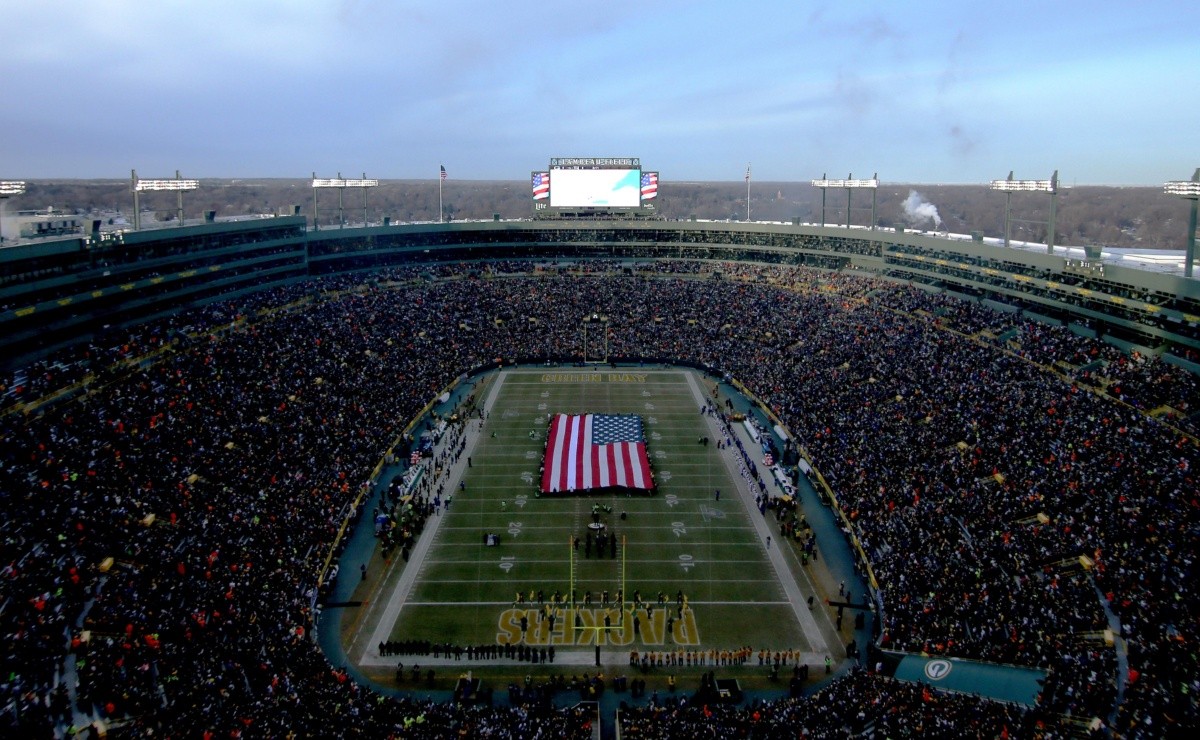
[902, 190, 942, 228]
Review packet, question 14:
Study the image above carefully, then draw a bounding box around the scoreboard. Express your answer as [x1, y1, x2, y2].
[550, 168, 641, 208]
[531, 157, 658, 218]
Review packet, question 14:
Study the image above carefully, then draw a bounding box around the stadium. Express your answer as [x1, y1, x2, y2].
[1, 163, 1199, 739]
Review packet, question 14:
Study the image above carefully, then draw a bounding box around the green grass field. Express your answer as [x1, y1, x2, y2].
[358, 367, 819, 665]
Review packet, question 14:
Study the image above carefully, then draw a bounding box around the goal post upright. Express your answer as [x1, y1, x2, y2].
[619, 533, 627, 628]
[567, 529, 629, 644]
[581, 313, 610, 364]
[568, 533, 576, 642]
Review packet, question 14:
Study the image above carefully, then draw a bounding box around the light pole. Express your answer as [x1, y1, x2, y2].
[362, 172, 371, 226]
[0, 180, 26, 245]
[312, 174, 378, 230]
[131, 170, 198, 230]
[989, 171, 1059, 252]
[810, 174, 879, 230]
[1164, 168, 1200, 278]
[745, 163, 751, 221]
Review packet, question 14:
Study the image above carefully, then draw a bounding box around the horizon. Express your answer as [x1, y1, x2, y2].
[9, 175, 1175, 189]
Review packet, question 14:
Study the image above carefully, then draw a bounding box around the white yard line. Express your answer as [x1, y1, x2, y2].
[397, 599, 796, 607]
[360, 649, 831, 669]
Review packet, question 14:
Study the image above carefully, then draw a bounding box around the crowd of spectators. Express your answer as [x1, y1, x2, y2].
[872, 283, 1200, 434]
[1, 259, 1197, 737]
[618, 668, 1034, 738]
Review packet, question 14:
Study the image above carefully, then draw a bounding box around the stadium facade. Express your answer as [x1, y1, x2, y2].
[2, 216, 1198, 372]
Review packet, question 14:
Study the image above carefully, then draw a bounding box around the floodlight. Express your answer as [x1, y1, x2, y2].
[991, 171, 1060, 252]
[130, 170, 198, 230]
[134, 179, 199, 192]
[1164, 181, 1200, 198]
[312, 173, 378, 229]
[811, 178, 878, 189]
[810, 173, 879, 229]
[989, 179, 1055, 193]
[1165, 168, 1200, 278]
[312, 178, 378, 188]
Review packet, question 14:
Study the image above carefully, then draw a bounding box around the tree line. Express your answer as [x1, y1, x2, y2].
[8, 178, 1191, 250]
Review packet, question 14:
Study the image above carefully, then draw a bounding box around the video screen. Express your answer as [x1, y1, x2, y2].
[549, 168, 641, 208]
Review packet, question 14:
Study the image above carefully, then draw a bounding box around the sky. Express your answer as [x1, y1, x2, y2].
[1, 0, 1197, 184]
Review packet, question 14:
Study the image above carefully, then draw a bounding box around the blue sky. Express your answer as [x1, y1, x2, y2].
[1, 0, 1196, 184]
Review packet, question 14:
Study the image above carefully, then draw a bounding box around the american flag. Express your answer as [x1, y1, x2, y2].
[640, 172, 658, 200]
[541, 414, 653, 493]
[440, 165, 447, 181]
[531, 172, 550, 200]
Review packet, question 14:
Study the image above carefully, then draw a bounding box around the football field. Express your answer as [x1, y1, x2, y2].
[351, 367, 830, 671]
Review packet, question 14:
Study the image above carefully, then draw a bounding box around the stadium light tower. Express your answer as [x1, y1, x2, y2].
[989, 170, 1059, 253]
[0, 180, 26, 245]
[810, 174, 879, 230]
[1164, 168, 1200, 278]
[131, 170, 199, 231]
[312, 173, 379, 230]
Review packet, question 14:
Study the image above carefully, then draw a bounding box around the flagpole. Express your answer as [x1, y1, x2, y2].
[745, 163, 751, 221]
[439, 174, 444, 223]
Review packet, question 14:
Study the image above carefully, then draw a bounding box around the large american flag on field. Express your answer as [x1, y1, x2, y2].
[640, 172, 658, 200]
[531, 172, 550, 200]
[541, 414, 653, 493]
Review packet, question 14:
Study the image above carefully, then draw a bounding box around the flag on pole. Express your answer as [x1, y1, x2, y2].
[531, 172, 550, 200]
[440, 165, 447, 181]
[640, 172, 658, 200]
[541, 414, 653, 493]
[745, 164, 751, 183]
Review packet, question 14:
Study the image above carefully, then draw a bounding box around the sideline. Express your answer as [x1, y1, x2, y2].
[351, 370, 510, 663]
[683, 371, 834, 661]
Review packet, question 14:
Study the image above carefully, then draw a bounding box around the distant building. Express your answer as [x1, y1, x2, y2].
[0, 211, 84, 244]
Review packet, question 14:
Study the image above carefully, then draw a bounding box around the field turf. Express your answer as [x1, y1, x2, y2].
[361, 368, 816, 663]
